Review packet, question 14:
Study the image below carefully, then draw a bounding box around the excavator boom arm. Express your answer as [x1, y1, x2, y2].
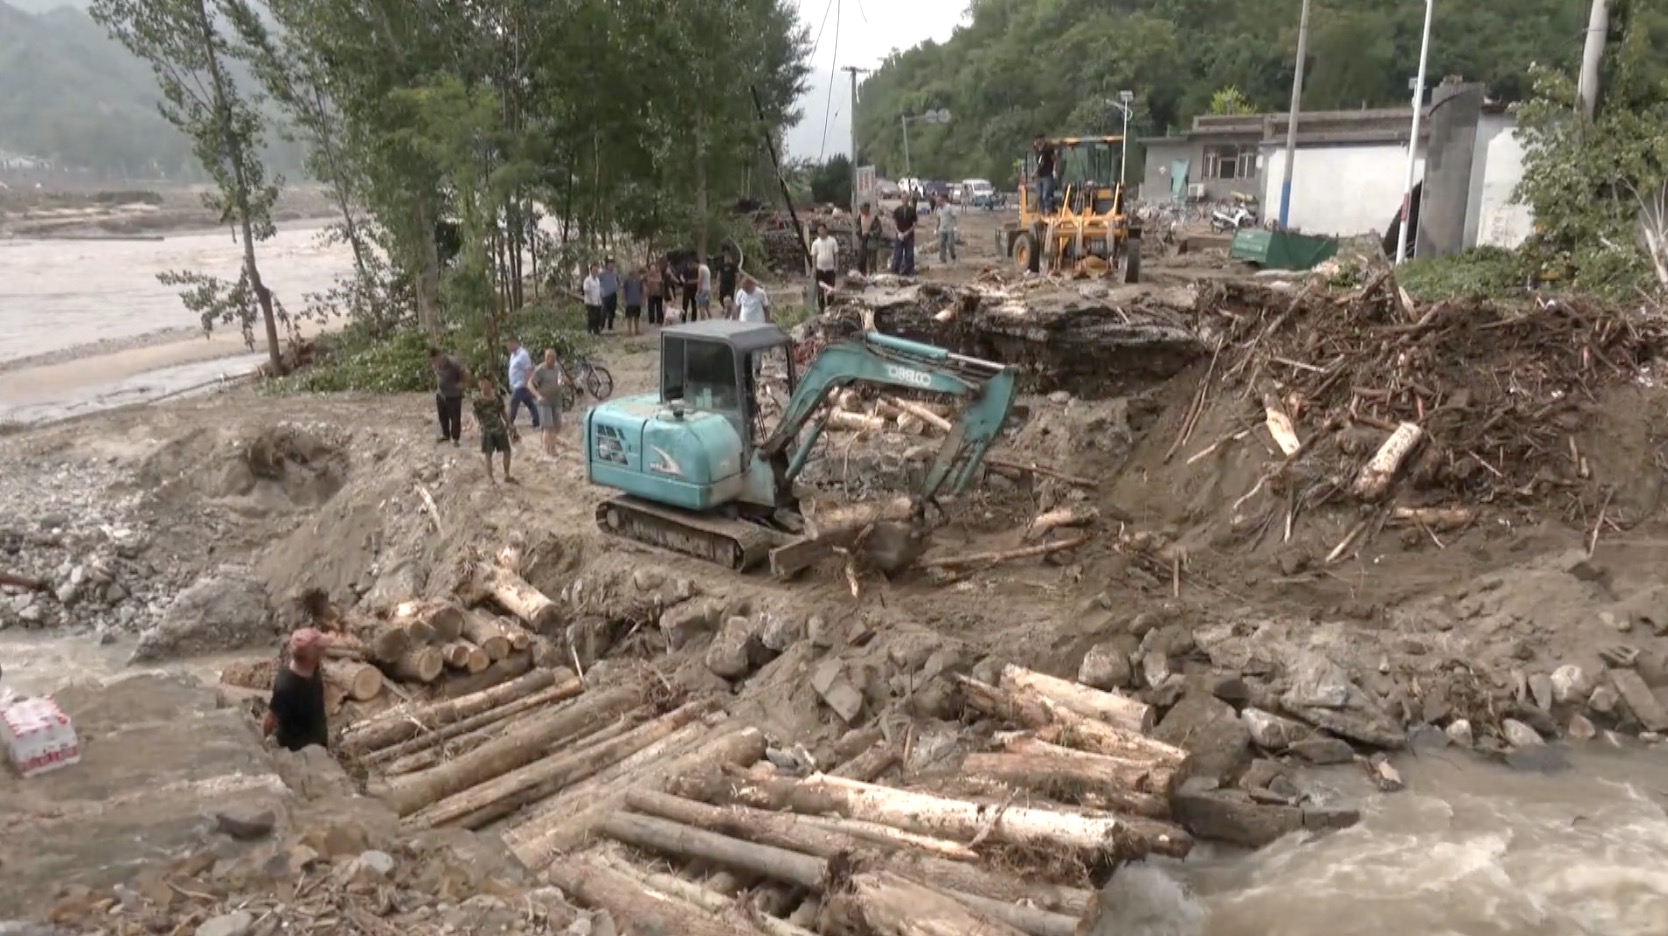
[760, 332, 1017, 499]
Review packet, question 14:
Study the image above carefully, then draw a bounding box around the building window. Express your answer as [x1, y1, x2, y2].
[1204, 145, 1256, 181]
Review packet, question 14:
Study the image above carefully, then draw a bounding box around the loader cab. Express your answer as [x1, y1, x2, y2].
[1021, 137, 1125, 219]
[659, 320, 796, 447]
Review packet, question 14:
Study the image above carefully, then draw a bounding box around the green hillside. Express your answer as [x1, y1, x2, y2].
[853, 0, 1593, 184]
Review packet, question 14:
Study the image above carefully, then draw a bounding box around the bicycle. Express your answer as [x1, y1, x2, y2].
[554, 355, 614, 411]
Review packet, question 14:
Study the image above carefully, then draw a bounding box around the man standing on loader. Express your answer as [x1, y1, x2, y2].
[1033, 136, 1059, 214]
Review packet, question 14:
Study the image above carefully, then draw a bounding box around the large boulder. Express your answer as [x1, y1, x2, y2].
[1279, 651, 1404, 749]
[1153, 692, 1251, 783]
[131, 566, 274, 661]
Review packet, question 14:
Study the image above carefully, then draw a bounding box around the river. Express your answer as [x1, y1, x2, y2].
[0, 223, 353, 423]
[3, 231, 1668, 933]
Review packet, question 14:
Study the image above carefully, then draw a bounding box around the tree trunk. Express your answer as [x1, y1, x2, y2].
[369, 681, 577, 769]
[479, 564, 561, 632]
[340, 668, 564, 755]
[604, 811, 828, 889]
[696, 110, 709, 258]
[442, 653, 535, 698]
[636, 787, 1089, 914]
[322, 660, 384, 702]
[462, 610, 512, 660]
[954, 676, 1187, 767]
[686, 770, 1188, 860]
[395, 600, 465, 643]
[414, 200, 443, 335]
[825, 872, 1028, 936]
[504, 725, 765, 867]
[442, 640, 490, 674]
[544, 856, 760, 936]
[830, 743, 901, 783]
[405, 700, 714, 830]
[998, 665, 1153, 733]
[385, 645, 444, 683]
[370, 683, 642, 817]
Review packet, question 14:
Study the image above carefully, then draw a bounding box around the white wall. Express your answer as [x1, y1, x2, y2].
[1474, 128, 1533, 250]
[1262, 145, 1424, 238]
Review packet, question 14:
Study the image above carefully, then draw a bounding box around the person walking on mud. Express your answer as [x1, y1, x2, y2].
[530, 348, 566, 459]
[472, 376, 518, 485]
[264, 628, 333, 752]
[428, 346, 468, 446]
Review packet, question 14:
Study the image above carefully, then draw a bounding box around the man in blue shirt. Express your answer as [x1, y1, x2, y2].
[599, 259, 621, 333]
[505, 338, 539, 429]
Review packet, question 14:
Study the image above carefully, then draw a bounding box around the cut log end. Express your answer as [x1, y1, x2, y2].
[388, 646, 444, 683]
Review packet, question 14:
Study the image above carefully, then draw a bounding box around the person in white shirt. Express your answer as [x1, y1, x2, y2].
[810, 222, 839, 310]
[696, 262, 713, 319]
[582, 264, 604, 335]
[735, 276, 771, 324]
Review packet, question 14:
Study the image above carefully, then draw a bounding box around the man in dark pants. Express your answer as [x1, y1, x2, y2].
[1034, 136, 1058, 214]
[264, 628, 331, 752]
[428, 346, 468, 445]
[855, 202, 881, 275]
[599, 258, 620, 332]
[717, 249, 739, 308]
[890, 196, 917, 276]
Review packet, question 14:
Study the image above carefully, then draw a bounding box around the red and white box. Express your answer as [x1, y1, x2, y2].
[2, 696, 81, 778]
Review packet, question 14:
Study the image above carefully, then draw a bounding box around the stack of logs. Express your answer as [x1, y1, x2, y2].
[351, 656, 1190, 936]
[219, 550, 567, 719]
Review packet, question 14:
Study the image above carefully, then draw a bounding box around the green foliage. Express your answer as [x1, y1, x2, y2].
[1397, 247, 1526, 301]
[1512, 0, 1668, 299]
[807, 154, 853, 206]
[856, 0, 1588, 185]
[273, 305, 593, 395]
[1207, 87, 1254, 117]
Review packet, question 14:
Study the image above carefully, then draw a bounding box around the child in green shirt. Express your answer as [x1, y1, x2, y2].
[471, 376, 518, 484]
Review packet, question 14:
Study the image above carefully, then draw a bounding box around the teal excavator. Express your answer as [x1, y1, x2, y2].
[583, 320, 1018, 576]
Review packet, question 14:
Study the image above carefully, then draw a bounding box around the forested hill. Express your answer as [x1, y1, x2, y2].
[0, 0, 306, 178]
[853, 0, 1591, 184]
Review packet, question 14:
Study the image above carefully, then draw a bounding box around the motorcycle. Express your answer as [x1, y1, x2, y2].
[1210, 193, 1261, 233]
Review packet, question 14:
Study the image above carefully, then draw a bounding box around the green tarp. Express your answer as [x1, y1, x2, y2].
[1229, 229, 1340, 271]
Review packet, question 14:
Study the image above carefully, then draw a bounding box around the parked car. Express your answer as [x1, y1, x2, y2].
[964, 178, 997, 208]
[921, 180, 952, 201]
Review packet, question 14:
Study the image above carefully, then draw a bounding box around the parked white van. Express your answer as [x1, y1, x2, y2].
[963, 178, 996, 207]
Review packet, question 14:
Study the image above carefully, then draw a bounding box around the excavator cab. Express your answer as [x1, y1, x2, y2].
[659, 321, 797, 449]
[1003, 136, 1140, 282]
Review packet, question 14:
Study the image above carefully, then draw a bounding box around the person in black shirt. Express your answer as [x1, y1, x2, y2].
[717, 249, 740, 305]
[1034, 136, 1058, 213]
[889, 197, 918, 276]
[263, 627, 331, 752]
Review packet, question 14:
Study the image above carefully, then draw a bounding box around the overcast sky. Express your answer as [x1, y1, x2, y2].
[784, 0, 966, 160]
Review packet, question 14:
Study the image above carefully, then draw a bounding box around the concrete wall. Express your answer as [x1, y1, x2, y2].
[1141, 140, 1263, 203]
[1416, 84, 1484, 258]
[1474, 125, 1533, 249]
[1261, 145, 1424, 237]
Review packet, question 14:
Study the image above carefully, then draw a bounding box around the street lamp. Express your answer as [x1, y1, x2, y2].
[900, 108, 951, 183]
[1395, 0, 1435, 266]
[1110, 90, 1135, 188]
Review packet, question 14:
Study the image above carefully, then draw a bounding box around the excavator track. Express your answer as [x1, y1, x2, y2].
[595, 496, 782, 571]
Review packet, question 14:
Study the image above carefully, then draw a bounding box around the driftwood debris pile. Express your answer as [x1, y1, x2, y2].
[1183, 270, 1668, 556]
[417, 663, 1196, 936]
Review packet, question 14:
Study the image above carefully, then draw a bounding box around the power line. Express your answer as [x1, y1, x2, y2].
[819, 0, 842, 158]
[808, 0, 836, 61]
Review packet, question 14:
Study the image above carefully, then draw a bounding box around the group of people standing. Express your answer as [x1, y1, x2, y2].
[427, 339, 570, 485]
[582, 249, 759, 334]
[848, 193, 961, 279]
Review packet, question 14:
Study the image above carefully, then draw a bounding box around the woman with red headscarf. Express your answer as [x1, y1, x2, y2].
[263, 628, 331, 752]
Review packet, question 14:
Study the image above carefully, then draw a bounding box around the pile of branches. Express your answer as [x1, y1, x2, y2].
[1202, 269, 1668, 518]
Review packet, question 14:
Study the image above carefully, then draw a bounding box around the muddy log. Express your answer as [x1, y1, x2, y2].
[961, 755, 1169, 820]
[461, 610, 513, 660]
[689, 770, 1187, 860]
[220, 658, 278, 691]
[370, 683, 642, 817]
[478, 563, 561, 632]
[322, 660, 384, 702]
[955, 676, 1186, 767]
[998, 665, 1154, 733]
[595, 854, 820, 936]
[545, 855, 759, 936]
[628, 789, 980, 863]
[442, 640, 490, 674]
[993, 733, 1182, 796]
[774, 496, 918, 577]
[831, 743, 901, 782]
[406, 700, 714, 830]
[604, 811, 829, 890]
[0, 570, 45, 591]
[813, 281, 1208, 395]
[341, 667, 564, 755]
[364, 680, 581, 767]
[1352, 422, 1424, 502]
[826, 872, 1028, 936]
[506, 725, 765, 866]
[394, 599, 466, 643]
[384, 645, 444, 683]
[364, 622, 413, 663]
[442, 653, 534, 697]
[657, 781, 1089, 915]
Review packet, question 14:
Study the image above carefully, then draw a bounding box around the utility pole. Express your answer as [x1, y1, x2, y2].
[1278, 0, 1311, 230]
[1577, 0, 1609, 119]
[1394, 0, 1435, 266]
[843, 65, 864, 221]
